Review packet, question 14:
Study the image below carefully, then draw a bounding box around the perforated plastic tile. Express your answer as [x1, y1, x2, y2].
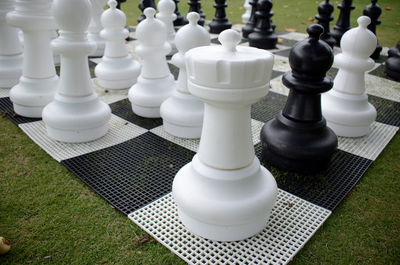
[251, 91, 287, 123]
[0, 97, 41, 125]
[62, 132, 195, 215]
[337, 122, 398, 160]
[110, 98, 163, 130]
[150, 119, 265, 152]
[0, 88, 9, 98]
[365, 73, 400, 102]
[19, 114, 147, 162]
[92, 78, 129, 104]
[369, 95, 400, 127]
[256, 146, 373, 211]
[128, 191, 331, 265]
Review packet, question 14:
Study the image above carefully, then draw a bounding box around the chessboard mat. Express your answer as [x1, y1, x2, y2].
[1, 25, 399, 265]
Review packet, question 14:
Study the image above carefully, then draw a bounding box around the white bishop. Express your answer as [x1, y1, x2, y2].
[160, 12, 210, 138]
[95, 0, 140, 89]
[128, 8, 175, 118]
[43, 0, 111, 143]
[322, 16, 377, 137]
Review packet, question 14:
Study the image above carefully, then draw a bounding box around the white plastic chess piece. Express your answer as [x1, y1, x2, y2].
[322, 16, 377, 137]
[128, 8, 175, 118]
[156, 0, 177, 55]
[43, 0, 111, 143]
[51, 30, 60, 65]
[7, 0, 58, 118]
[88, 0, 107, 57]
[242, 0, 251, 24]
[95, 0, 141, 89]
[0, 0, 23, 88]
[172, 29, 277, 241]
[160, 13, 210, 139]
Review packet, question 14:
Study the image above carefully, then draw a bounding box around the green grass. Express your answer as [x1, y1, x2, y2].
[1, 1, 400, 264]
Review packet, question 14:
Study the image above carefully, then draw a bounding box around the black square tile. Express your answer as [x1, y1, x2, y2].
[255, 144, 373, 211]
[369, 95, 400, 127]
[251, 91, 287, 123]
[110, 98, 163, 130]
[62, 132, 195, 215]
[0, 97, 41, 125]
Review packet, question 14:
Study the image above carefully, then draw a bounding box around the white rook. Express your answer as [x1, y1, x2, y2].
[0, 0, 23, 88]
[160, 12, 210, 139]
[172, 30, 278, 241]
[322, 16, 377, 137]
[43, 0, 111, 143]
[7, 0, 58, 118]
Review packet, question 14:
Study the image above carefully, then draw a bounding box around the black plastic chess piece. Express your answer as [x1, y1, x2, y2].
[138, 0, 156, 23]
[385, 42, 400, 81]
[116, 0, 126, 9]
[242, 0, 258, 38]
[363, 0, 383, 59]
[315, 0, 335, 48]
[330, 0, 355, 46]
[260, 24, 338, 174]
[173, 0, 188, 26]
[209, 0, 232, 34]
[188, 0, 205, 26]
[248, 0, 277, 50]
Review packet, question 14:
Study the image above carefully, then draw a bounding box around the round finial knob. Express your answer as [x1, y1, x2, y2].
[158, 0, 175, 13]
[143, 7, 156, 19]
[307, 24, 324, 40]
[357, 16, 371, 29]
[219, 29, 241, 52]
[187, 12, 199, 26]
[108, 0, 117, 9]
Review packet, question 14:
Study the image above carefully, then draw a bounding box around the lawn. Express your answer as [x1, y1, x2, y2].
[1, 0, 399, 264]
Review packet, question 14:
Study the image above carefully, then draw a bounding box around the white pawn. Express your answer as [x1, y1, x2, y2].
[322, 16, 377, 137]
[128, 8, 175, 118]
[0, 0, 23, 88]
[160, 13, 210, 138]
[43, 0, 111, 143]
[156, 0, 177, 55]
[95, 0, 140, 89]
[7, 0, 58, 118]
[172, 30, 277, 241]
[88, 0, 107, 57]
[242, 0, 251, 24]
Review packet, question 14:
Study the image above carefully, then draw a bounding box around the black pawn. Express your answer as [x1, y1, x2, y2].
[116, 0, 126, 9]
[385, 42, 400, 81]
[188, 0, 205, 26]
[330, 0, 355, 46]
[173, 0, 188, 26]
[248, 0, 277, 50]
[315, 0, 335, 48]
[242, 0, 258, 38]
[260, 24, 338, 174]
[209, 0, 232, 34]
[363, 0, 383, 59]
[138, 0, 156, 23]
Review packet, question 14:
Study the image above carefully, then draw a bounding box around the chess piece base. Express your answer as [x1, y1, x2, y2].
[261, 112, 337, 174]
[370, 44, 382, 60]
[95, 55, 141, 89]
[322, 89, 377, 137]
[385, 57, 400, 81]
[43, 92, 111, 143]
[248, 32, 277, 50]
[160, 90, 203, 139]
[173, 155, 277, 242]
[10, 75, 58, 118]
[0, 54, 23, 88]
[209, 20, 232, 34]
[128, 74, 175, 118]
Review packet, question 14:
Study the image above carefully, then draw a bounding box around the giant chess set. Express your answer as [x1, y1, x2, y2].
[0, 0, 399, 264]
